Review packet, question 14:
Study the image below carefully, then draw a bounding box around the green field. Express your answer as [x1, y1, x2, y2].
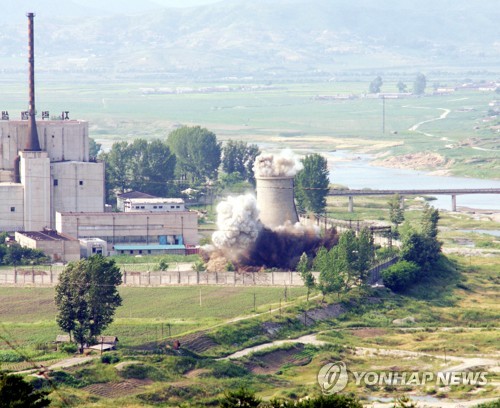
[1, 80, 498, 178]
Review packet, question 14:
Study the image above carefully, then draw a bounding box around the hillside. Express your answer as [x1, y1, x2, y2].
[1, 0, 499, 79]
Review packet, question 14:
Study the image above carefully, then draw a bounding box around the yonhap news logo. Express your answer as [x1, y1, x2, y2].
[317, 361, 488, 394]
[317, 362, 349, 394]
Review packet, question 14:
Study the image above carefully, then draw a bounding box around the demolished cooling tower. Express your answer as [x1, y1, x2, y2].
[256, 175, 299, 229]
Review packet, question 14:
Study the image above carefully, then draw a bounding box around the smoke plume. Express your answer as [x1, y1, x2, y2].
[211, 194, 262, 251]
[253, 149, 303, 178]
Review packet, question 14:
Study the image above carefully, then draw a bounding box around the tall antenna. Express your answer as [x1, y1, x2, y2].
[26, 12, 41, 151]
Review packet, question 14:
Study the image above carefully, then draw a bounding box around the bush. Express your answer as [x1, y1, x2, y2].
[0, 350, 24, 363]
[119, 363, 164, 381]
[60, 343, 78, 354]
[382, 261, 420, 292]
[101, 353, 120, 364]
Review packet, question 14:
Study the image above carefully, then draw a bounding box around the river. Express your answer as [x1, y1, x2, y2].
[325, 151, 500, 211]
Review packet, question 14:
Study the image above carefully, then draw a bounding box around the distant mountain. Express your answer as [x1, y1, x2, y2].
[1, 0, 499, 79]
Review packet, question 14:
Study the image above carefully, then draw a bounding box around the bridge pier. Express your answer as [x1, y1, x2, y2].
[451, 194, 457, 212]
[348, 196, 354, 213]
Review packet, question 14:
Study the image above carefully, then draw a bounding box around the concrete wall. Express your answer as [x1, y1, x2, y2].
[51, 161, 104, 226]
[256, 176, 299, 228]
[0, 268, 318, 287]
[0, 183, 24, 231]
[15, 232, 80, 263]
[0, 120, 89, 170]
[20, 151, 51, 231]
[56, 211, 199, 246]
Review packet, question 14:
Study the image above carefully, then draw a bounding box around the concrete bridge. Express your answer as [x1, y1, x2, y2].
[328, 188, 500, 212]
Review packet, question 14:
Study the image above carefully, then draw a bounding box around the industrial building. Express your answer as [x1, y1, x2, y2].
[2, 14, 198, 260]
[14, 229, 80, 263]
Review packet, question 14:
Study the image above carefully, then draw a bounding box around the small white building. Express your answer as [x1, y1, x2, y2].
[116, 191, 156, 212]
[80, 238, 108, 258]
[123, 198, 185, 212]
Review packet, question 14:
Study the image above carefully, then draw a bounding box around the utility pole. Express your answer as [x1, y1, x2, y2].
[382, 96, 386, 134]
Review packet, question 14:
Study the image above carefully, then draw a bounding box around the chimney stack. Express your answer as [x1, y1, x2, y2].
[26, 12, 41, 151]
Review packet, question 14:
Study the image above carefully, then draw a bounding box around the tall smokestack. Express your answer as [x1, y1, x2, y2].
[26, 12, 41, 151]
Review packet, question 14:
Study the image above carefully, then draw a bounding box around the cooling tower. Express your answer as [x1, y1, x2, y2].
[256, 176, 299, 228]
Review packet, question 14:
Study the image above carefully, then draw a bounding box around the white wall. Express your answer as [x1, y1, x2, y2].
[0, 183, 24, 231]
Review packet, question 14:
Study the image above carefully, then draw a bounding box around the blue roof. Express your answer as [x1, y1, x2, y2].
[114, 244, 186, 251]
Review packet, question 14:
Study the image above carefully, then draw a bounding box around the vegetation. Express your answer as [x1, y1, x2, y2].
[381, 260, 420, 292]
[55, 256, 122, 353]
[167, 126, 221, 183]
[413, 72, 427, 95]
[295, 153, 330, 214]
[0, 373, 50, 407]
[222, 140, 261, 185]
[388, 194, 405, 233]
[369, 76, 383, 93]
[0, 244, 48, 266]
[100, 138, 177, 202]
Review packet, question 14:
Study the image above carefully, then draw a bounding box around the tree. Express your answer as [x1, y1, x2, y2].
[0, 373, 50, 408]
[297, 252, 315, 301]
[388, 194, 405, 233]
[295, 153, 330, 214]
[413, 73, 427, 95]
[101, 139, 176, 202]
[219, 388, 261, 408]
[369, 76, 383, 93]
[55, 256, 122, 353]
[168, 126, 221, 183]
[382, 260, 419, 292]
[397, 81, 407, 93]
[89, 138, 101, 160]
[222, 140, 260, 185]
[355, 227, 374, 283]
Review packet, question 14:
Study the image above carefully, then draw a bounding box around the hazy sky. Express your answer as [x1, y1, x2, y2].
[153, 0, 221, 7]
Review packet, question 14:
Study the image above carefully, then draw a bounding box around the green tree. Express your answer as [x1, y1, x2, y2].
[388, 194, 405, 233]
[382, 260, 419, 292]
[55, 256, 122, 353]
[355, 227, 374, 283]
[222, 140, 260, 184]
[297, 252, 315, 301]
[295, 153, 330, 214]
[101, 139, 176, 202]
[397, 81, 407, 93]
[413, 73, 427, 95]
[0, 373, 50, 408]
[168, 126, 222, 183]
[369, 76, 383, 93]
[88, 137, 101, 160]
[219, 388, 261, 408]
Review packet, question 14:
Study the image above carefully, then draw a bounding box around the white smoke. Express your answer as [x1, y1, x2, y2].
[211, 194, 262, 250]
[253, 149, 303, 178]
[273, 220, 320, 237]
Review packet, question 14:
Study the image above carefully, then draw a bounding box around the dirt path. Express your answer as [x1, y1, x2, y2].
[406, 106, 451, 137]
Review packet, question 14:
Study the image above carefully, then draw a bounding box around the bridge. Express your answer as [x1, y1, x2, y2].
[328, 188, 500, 212]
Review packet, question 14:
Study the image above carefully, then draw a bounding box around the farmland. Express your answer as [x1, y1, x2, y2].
[1, 79, 498, 179]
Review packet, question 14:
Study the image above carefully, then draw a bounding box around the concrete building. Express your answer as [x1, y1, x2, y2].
[0, 120, 105, 232]
[256, 176, 299, 228]
[116, 191, 156, 212]
[79, 238, 108, 258]
[123, 197, 185, 212]
[14, 229, 80, 263]
[56, 211, 198, 255]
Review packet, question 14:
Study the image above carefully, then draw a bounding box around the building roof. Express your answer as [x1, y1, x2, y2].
[125, 197, 184, 205]
[117, 191, 156, 199]
[114, 244, 185, 251]
[17, 229, 76, 242]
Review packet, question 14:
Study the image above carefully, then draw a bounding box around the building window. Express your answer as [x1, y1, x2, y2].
[138, 250, 143, 254]
[135, 206, 140, 209]
[10, 207, 15, 212]
[148, 250, 151, 254]
[129, 250, 134, 254]
[141, 206, 145, 209]
[171, 206, 174, 209]
[54, 179, 58, 186]
[79, 180, 83, 186]
[153, 206, 157, 209]
[159, 206, 163, 209]
[120, 250, 124, 254]
[176, 205, 180, 208]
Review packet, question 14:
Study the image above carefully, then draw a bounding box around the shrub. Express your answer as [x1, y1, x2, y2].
[60, 343, 78, 354]
[0, 350, 24, 363]
[101, 353, 120, 364]
[119, 363, 164, 381]
[382, 261, 420, 292]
